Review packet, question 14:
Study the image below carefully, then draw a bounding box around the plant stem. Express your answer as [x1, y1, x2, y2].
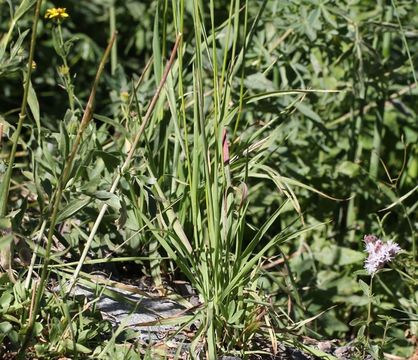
[109, 0, 117, 75]
[57, 22, 75, 112]
[24, 219, 47, 289]
[0, 0, 43, 282]
[66, 33, 184, 294]
[365, 274, 374, 354]
[0, 0, 42, 216]
[18, 32, 116, 357]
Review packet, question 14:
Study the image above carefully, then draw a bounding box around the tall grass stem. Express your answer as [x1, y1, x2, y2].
[66, 33, 183, 294]
[18, 32, 116, 356]
[0, 0, 43, 281]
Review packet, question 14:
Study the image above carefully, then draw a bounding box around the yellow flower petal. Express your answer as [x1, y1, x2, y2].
[45, 7, 69, 21]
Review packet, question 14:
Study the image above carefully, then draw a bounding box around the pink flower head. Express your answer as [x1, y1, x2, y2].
[363, 234, 401, 275]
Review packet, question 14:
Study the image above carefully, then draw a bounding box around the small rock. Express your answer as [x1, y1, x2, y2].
[317, 341, 334, 352]
[334, 345, 356, 359]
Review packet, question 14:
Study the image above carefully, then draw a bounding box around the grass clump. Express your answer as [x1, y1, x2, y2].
[0, 0, 417, 359]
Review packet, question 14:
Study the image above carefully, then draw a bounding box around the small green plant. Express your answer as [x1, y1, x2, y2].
[0, 275, 113, 358]
[44, 7, 76, 113]
[350, 234, 402, 358]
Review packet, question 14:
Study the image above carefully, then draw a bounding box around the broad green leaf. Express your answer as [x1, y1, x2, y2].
[93, 114, 128, 136]
[0, 0, 34, 59]
[0, 217, 12, 251]
[13, 0, 36, 20]
[295, 102, 322, 123]
[349, 317, 366, 326]
[58, 121, 70, 160]
[0, 292, 13, 309]
[302, 345, 338, 360]
[337, 161, 361, 177]
[9, 29, 30, 59]
[0, 217, 11, 230]
[91, 191, 121, 211]
[93, 151, 120, 172]
[244, 73, 275, 91]
[57, 197, 91, 223]
[314, 245, 365, 266]
[358, 279, 370, 296]
[0, 321, 12, 334]
[33, 322, 43, 336]
[63, 339, 92, 354]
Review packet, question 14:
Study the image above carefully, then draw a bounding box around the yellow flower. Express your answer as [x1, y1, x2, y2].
[58, 65, 69, 75]
[120, 91, 129, 102]
[45, 7, 69, 21]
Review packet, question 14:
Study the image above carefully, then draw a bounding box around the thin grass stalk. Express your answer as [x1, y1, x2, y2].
[230, 0, 269, 145]
[192, 3, 218, 356]
[162, 0, 168, 58]
[55, 22, 75, 113]
[220, 0, 242, 287]
[172, 0, 193, 206]
[200, 0, 251, 352]
[172, 1, 205, 295]
[370, 3, 388, 180]
[148, 2, 168, 288]
[346, 79, 366, 242]
[233, 0, 248, 136]
[369, 102, 384, 179]
[0, 0, 41, 207]
[390, 0, 418, 87]
[152, 4, 162, 84]
[390, 0, 417, 259]
[24, 219, 47, 289]
[66, 34, 184, 293]
[191, 0, 210, 253]
[364, 274, 375, 356]
[18, 32, 116, 356]
[218, 0, 234, 93]
[0, 0, 43, 280]
[109, 0, 117, 76]
[226, 0, 241, 110]
[207, 0, 223, 303]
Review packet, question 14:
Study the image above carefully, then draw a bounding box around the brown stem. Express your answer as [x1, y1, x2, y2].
[18, 32, 117, 357]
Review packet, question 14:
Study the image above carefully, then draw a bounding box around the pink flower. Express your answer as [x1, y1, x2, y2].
[363, 235, 401, 275]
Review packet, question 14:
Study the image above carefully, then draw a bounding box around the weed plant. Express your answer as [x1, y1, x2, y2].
[0, 0, 417, 359]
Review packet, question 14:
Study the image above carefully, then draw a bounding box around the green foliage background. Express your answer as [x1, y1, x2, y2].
[0, 0, 417, 358]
